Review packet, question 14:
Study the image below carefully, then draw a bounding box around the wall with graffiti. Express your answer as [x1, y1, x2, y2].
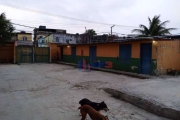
[62, 42, 158, 74]
[78, 59, 113, 70]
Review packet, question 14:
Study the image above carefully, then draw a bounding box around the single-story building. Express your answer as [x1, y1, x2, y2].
[55, 36, 180, 75]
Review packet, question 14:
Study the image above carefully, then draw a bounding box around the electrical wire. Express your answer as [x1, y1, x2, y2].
[12, 23, 35, 28]
[0, 2, 139, 28]
[11, 21, 134, 33]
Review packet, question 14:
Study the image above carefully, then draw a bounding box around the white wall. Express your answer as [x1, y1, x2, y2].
[52, 34, 77, 44]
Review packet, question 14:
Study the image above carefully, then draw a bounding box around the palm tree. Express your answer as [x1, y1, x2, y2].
[132, 15, 176, 36]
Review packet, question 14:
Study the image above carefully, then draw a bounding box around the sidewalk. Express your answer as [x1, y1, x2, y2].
[103, 77, 180, 120]
[55, 61, 152, 79]
[55, 61, 180, 120]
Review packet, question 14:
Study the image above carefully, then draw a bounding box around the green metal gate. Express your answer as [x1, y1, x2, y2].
[34, 47, 50, 62]
[16, 46, 33, 63]
[16, 47, 50, 63]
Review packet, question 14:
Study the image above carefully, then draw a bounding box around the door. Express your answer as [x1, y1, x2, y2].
[89, 46, 96, 61]
[119, 44, 132, 63]
[71, 47, 76, 59]
[140, 43, 152, 74]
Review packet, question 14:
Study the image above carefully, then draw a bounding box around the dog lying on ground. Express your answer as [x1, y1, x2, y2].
[78, 105, 109, 120]
[79, 98, 109, 112]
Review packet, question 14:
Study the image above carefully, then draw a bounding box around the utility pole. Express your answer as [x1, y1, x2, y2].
[33, 28, 37, 47]
[111, 25, 115, 36]
[85, 27, 87, 32]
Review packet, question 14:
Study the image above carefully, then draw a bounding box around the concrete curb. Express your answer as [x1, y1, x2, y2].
[103, 88, 180, 120]
[55, 61, 151, 79]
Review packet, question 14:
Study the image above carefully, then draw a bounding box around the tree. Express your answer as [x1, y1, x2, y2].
[86, 29, 97, 36]
[0, 13, 15, 42]
[132, 15, 176, 36]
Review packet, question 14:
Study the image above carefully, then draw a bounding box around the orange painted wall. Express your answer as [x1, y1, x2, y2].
[131, 41, 156, 59]
[152, 42, 157, 59]
[76, 45, 89, 56]
[131, 42, 140, 58]
[156, 40, 180, 74]
[63, 46, 71, 55]
[96, 43, 119, 57]
[62, 40, 156, 59]
[49, 43, 60, 61]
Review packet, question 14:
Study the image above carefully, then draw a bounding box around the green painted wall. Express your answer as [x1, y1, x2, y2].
[151, 59, 157, 75]
[63, 55, 157, 74]
[63, 55, 89, 64]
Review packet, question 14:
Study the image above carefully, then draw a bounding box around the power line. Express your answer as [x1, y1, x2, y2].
[12, 23, 35, 28]
[11, 19, 93, 26]
[12, 22, 132, 36]
[13, 21, 107, 28]
[14, 29, 33, 33]
[10, 18, 180, 30]
[11, 20, 131, 31]
[12, 22, 107, 30]
[0, 2, 138, 28]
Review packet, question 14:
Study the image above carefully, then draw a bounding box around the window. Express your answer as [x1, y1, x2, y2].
[22, 36, 27, 41]
[119, 44, 132, 63]
[56, 37, 59, 42]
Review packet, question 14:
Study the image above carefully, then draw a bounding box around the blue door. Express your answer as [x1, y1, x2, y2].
[71, 47, 76, 59]
[90, 46, 96, 61]
[140, 43, 152, 74]
[119, 44, 132, 63]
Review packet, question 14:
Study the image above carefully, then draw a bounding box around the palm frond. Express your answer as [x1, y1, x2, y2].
[131, 15, 175, 36]
[159, 20, 170, 27]
[139, 24, 149, 31]
[158, 29, 171, 35]
[148, 17, 152, 25]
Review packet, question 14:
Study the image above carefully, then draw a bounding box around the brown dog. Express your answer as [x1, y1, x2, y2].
[78, 105, 108, 120]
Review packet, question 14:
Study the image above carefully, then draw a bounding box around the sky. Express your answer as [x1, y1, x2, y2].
[0, 0, 180, 36]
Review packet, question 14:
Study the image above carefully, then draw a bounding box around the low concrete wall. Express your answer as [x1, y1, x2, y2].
[55, 61, 151, 79]
[103, 88, 180, 120]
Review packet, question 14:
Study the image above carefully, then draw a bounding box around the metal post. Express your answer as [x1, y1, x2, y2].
[32, 47, 34, 63]
[111, 25, 115, 36]
[33, 28, 37, 47]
